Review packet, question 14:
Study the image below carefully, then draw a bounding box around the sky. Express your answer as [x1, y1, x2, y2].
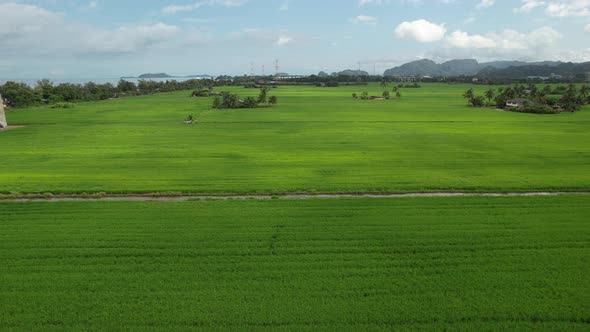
[0, 0, 589, 79]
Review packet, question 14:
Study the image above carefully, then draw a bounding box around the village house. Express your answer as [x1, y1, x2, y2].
[506, 98, 533, 109]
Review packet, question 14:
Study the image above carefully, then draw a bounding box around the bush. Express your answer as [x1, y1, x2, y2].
[469, 96, 485, 107]
[352, 93, 358, 99]
[51, 102, 76, 109]
[360, 91, 369, 100]
[382, 91, 390, 99]
[242, 96, 258, 108]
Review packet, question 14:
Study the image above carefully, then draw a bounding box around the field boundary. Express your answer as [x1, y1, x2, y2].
[1, 191, 589, 202]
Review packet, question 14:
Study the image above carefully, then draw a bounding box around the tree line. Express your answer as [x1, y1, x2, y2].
[463, 83, 590, 113]
[0, 78, 229, 107]
[212, 88, 278, 109]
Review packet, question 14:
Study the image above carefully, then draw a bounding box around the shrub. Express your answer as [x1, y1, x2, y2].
[382, 91, 390, 99]
[352, 93, 358, 99]
[360, 91, 369, 100]
[242, 96, 258, 108]
[51, 102, 76, 109]
[469, 96, 485, 107]
[268, 96, 278, 105]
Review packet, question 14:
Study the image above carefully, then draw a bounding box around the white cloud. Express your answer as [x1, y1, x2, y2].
[352, 15, 378, 26]
[84, 23, 179, 53]
[586, 23, 590, 32]
[0, 3, 179, 56]
[276, 35, 292, 46]
[545, 0, 590, 17]
[513, 0, 545, 13]
[359, 0, 383, 6]
[162, 0, 246, 15]
[394, 19, 446, 42]
[476, 0, 494, 9]
[446, 31, 496, 48]
[433, 26, 569, 62]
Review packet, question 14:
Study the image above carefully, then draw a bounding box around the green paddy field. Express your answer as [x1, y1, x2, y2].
[2, 84, 589, 195]
[1, 196, 589, 330]
[1, 84, 589, 330]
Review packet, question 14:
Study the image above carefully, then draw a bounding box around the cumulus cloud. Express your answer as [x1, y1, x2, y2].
[446, 31, 496, 48]
[0, 3, 179, 56]
[513, 0, 590, 17]
[545, 0, 590, 17]
[394, 19, 446, 42]
[352, 15, 378, 26]
[513, 0, 545, 13]
[433, 26, 569, 61]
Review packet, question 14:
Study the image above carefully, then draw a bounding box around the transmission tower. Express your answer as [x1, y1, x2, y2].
[250, 62, 255, 78]
[274, 59, 279, 78]
[262, 64, 265, 77]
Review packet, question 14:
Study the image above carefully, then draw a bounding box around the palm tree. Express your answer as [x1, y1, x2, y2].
[463, 88, 474, 102]
[485, 89, 495, 105]
[579, 85, 589, 100]
[380, 79, 388, 90]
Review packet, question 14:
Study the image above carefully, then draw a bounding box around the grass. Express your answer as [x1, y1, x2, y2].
[0, 196, 588, 330]
[1, 83, 589, 195]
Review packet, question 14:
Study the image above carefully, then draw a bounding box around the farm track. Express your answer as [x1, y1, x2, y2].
[2, 191, 590, 202]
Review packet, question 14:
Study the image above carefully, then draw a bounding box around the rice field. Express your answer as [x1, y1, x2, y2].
[0, 196, 589, 330]
[2, 83, 589, 195]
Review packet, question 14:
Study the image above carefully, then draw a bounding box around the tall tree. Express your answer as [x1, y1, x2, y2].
[485, 89, 495, 104]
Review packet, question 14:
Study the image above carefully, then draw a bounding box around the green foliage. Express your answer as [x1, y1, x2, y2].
[242, 96, 258, 108]
[518, 104, 559, 114]
[257, 88, 268, 104]
[50, 102, 76, 109]
[382, 90, 390, 99]
[360, 91, 369, 100]
[0, 81, 39, 107]
[0, 196, 588, 329]
[268, 95, 278, 105]
[469, 95, 485, 107]
[352, 92, 358, 99]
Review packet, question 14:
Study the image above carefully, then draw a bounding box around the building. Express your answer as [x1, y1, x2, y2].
[506, 98, 533, 109]
[0, 94, 7, 130]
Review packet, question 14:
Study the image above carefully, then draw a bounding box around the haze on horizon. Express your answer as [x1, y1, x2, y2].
[1, 0, 589, 79]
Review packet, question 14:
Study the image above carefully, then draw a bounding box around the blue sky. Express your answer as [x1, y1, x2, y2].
[0, 0, 589, 78]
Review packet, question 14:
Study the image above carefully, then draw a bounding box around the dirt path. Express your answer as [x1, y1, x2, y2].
[2, 192, 588, 202]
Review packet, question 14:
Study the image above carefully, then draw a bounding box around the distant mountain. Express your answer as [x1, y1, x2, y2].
[138, 73, 172, 79]
[384, 59, 444, 77]
[333, 69, 369, 77]
[477, 62, 590, 79]
[383, 59, 567, 77]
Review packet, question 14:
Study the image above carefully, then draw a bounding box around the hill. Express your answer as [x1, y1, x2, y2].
[333, 69, 370, 77]
[383, 59, 569, 77]
[138, 73, 172, 79]
[477, 62, 590, 79]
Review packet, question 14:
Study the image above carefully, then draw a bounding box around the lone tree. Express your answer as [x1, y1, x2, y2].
[396, 91, 402, 99]
[257, 88, 268, 104]
[268, 95, 278, 106]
